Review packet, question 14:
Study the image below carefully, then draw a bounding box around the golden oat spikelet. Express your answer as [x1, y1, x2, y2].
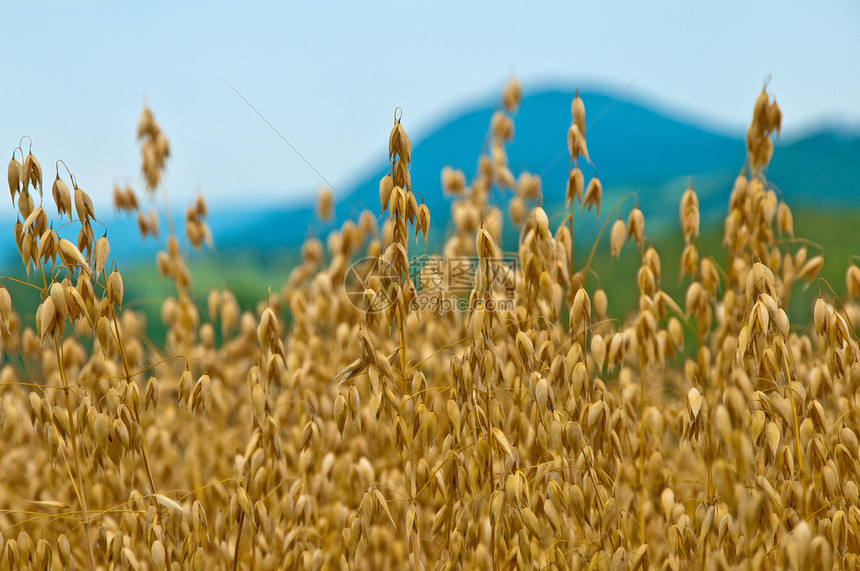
[509, 196, 526, 226]
[107, 269, 123, 307]
[627, 207, 644, 246]
[680, 186, 700, 241]
[125, 185, 139, 211]
[565, 167, 584, 207]
[57, 239, 91, 275]
[766, 99, 782, 137]
[516, 172, 541, 200]
[490, 111, 514, 141]
[51, 175, 71, 218]
[571, 89, 586, 136]
[22, 152, 42, 198]
[334, 394, 348, 438]
[8, 154, 21, 200]
[73, 186, 95, 225]
[777, 202, 794, 236]
[582, 176, 602, 218]
[416, 202, 430, 248]
[92, 235, 109, 279]
[567, 123, 588, 162]
[501, 76, 522, 112]
[379, 175, 394, 215]
[610, 218, 626, 258]
[847, 265, 860, 299]
[441, 166, 466, 195]
[137, 106, 156, 140]
[316, 185, 334, 221]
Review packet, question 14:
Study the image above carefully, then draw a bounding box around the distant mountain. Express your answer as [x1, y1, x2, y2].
[337, 88, 745, 226]
[212, 86, 858, 254]
[767, 129, 860, 203]
[4, 86, 855, 267]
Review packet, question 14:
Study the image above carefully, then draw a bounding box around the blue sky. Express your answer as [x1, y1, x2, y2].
[3, 1, 859, 213]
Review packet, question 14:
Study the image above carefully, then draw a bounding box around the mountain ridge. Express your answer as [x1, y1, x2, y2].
[3, 86, 856, 265]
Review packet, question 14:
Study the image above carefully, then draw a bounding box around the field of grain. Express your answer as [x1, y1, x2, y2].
[1, 79, 858, 570]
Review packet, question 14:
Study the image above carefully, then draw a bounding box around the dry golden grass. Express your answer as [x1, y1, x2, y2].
[0, 80, 858, 570]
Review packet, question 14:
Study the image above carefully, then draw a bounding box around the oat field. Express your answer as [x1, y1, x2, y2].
[1, 79, 859, 570]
